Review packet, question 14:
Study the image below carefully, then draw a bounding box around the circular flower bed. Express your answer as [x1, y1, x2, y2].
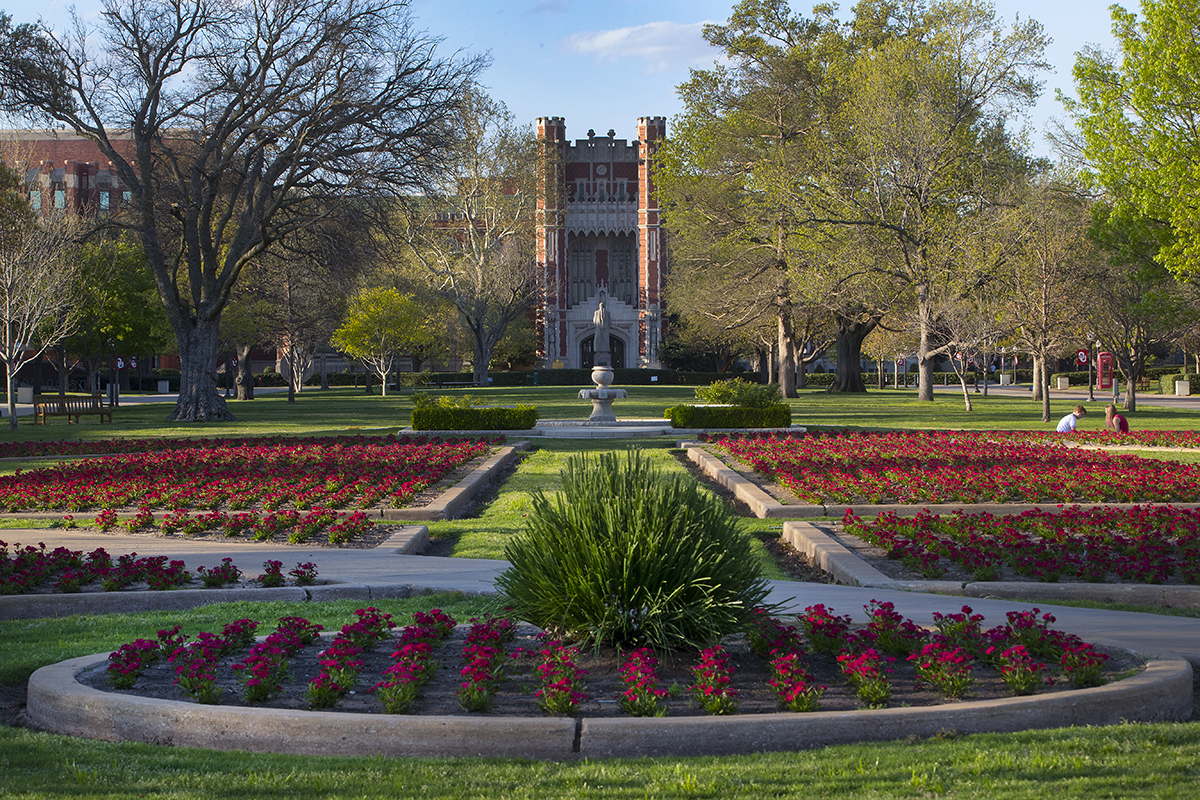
[82, 603, 1139, 718]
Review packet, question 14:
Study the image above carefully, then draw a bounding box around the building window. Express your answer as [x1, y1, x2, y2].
[123, 191, 131, 204]
[30, 189, 41, 211]
[570, 240, 594, 306]
[54, 189, 65, 209]
[100, 191, 109, 211]
[611, 238, 635, 305]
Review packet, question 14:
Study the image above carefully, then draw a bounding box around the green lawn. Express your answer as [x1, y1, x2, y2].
[5, 383, 1199, 444]
[2, 386, 1199, 797]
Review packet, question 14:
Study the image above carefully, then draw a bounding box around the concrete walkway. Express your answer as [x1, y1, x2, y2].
[11, 528, 1199, 663]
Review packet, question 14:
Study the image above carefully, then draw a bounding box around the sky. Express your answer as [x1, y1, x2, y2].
[0, 0, 1120, 158]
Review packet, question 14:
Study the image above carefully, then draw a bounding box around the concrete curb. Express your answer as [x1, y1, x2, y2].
[26, 651, 1193, 760]
[783, 521, 1200, 609]
[381, 442, 531, 521]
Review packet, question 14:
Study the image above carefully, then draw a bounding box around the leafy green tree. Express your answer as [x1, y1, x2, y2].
[332, 288, 432, 396]
[1066, 0, 1200, 277]
[800, 0, 1048, 401]
[656, 0, 838, 398]
[61, 238, 168, 395]
[1084, 203, 1199, 411]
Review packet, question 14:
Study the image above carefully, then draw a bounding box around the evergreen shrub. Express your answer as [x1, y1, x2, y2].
[693, 377, 780, 408]
[664, 404, 791, 429]
[496, 450, 770, 650]
[411, 405, 538, 430]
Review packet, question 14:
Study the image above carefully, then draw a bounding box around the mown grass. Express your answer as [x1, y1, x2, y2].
[425, 440, 787, 580]
[5, 383, 1200, 445]
[0, 714, 1197, 798]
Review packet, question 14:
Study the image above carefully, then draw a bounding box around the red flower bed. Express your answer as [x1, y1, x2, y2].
[714, 431, 1200, 505]
[96, 604, 1121, 715]
[843, 505, 1200, 584]
[0, 540, 322, 595]
[0, 436, 495, 541]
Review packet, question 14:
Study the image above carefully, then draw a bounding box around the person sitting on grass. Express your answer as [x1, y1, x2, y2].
[1056, 405, 1087, 433]
[1105, 403, 1129, 433]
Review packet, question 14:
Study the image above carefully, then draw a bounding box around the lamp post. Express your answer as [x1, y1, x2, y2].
[1087, 332, 1095, 403]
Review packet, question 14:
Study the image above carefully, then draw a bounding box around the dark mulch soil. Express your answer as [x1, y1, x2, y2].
[77, 623, 1144, 719]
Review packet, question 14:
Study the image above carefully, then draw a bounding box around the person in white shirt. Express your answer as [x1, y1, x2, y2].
[1055, 405, 1087, 433]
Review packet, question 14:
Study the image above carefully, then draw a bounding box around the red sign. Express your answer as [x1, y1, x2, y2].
[1076, 349, 1089, 365]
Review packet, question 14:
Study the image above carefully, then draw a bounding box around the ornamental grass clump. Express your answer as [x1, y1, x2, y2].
[497, 450, 770, 651]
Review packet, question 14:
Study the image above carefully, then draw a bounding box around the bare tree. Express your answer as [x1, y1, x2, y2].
[402, 88, 539, 386]
[0, 214, 81, 429]
[0, 0, 482, 421]
[999, 178, 1094, 421]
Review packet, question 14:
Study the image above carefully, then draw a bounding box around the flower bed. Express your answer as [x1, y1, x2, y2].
[0, 436, 495, 543]
[82, 604, 1137, 718]
[842, 505, 1200, 584]
[0, 541, 320, 595]
[713, 431, 1200, 505]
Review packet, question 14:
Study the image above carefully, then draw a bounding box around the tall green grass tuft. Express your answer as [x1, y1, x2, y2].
[497, 449, 771, 651]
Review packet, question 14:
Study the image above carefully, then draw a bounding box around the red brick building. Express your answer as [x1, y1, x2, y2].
[535, 117, 668, 369]
[1, 130, 134, 218]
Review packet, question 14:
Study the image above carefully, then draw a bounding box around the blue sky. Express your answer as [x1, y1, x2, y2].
[2, 0, 1118, 157]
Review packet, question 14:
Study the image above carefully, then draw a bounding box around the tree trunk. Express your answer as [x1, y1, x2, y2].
[828, 315, 872, 393]
[168, 316, 234, 421]
[1037, 351, 1051, 423]
[916, 283, 935, 401]
[56, 349, 67, 399]
[957, 372, 973, 411]
[6, 362, 17, 432]
[777, 310, 797, 399]
[1125, 375, 1137, 412]
[235, 344, 255, 400]
[1031, 356, 1043, 401]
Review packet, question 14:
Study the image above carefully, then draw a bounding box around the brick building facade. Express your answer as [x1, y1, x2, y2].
[1, 130, 134, 218]
[535, 117, 668, 369]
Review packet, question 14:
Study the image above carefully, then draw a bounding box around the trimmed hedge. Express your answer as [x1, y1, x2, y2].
[664, 404, 791, 429]
[411, 405, 538, 431]
[1160, 373, 1199, 395]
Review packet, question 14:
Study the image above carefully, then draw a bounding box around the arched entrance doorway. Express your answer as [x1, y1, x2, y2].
[581, 335, 626, 369]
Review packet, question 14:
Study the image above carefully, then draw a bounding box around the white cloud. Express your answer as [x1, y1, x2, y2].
[564, 21, 716, 73]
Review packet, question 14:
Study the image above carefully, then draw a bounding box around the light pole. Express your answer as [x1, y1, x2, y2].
[1087, 332, 1095, 403]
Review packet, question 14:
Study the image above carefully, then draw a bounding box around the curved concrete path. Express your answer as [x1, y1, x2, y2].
[7, 529, 1199, 663]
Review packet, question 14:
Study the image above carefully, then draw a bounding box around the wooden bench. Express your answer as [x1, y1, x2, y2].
[34, 397, 112, 425]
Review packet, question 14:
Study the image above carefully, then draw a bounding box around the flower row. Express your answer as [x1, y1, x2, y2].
[715, 431, 1200, 505]
[843, 505, 1200, 584]
[1, 540, 319, 595]
[0, 434, 503, 460]
[106, 603, 1115, 716]
[0, 437, 493, 519]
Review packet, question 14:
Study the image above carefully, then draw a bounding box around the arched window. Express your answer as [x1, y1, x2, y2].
[610, 238, 635, 305]
[570, 240, 594, 306]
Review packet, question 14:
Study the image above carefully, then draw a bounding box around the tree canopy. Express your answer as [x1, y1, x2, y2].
[331, 287, 432, 395]
[1067, 0, 1200, 277]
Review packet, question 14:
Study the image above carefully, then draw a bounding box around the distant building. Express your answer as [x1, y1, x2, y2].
[535, 118, 668, 369]
[1, 130, 135, 218]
